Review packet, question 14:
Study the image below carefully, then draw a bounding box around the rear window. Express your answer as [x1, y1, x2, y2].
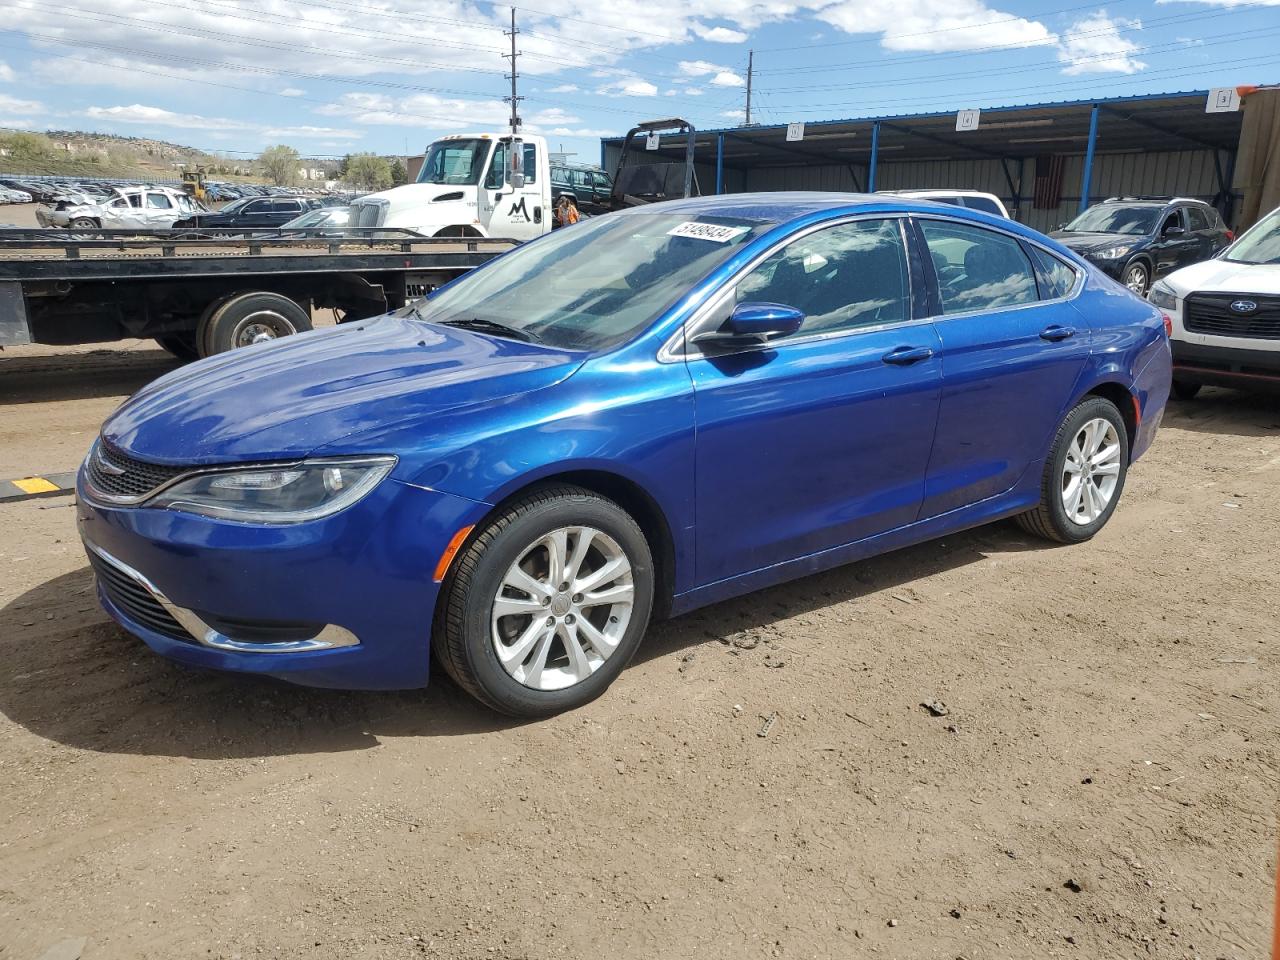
[963, 196, 1003, 216]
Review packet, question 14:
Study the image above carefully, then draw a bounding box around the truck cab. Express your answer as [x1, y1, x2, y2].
[349, 133, 552, 241]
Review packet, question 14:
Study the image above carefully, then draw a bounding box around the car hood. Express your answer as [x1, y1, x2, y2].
[102, 314, 584, 465]
[1049, 231, 1143, 254]
[1162, 258, 1280, 296]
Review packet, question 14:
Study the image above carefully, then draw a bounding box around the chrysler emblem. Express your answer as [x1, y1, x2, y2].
[1229, 299, 1258, 314]
[95, 448, 126, 475]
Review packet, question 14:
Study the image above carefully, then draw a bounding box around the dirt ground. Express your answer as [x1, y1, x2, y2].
[0, 342, 1276, 960]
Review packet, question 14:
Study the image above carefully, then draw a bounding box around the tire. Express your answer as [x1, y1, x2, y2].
[155, 334, 200, 362]
[1171, 378, 1202, 401]
[434, 484, 655, 717]
[69, 217, 98, 230]
[1015, 396, 1130, 544]
[198, 291, 311, 356]
[1122, 260, 1150, 296]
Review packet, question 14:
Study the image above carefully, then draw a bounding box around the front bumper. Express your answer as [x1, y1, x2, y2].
[76, 471, 488, 689]
[1170, 339, 1280, 390]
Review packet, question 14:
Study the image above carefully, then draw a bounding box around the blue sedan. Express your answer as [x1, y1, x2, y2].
[76, 193, 1172, 716]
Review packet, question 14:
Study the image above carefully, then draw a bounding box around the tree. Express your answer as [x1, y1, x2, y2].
[389, 158, 408, 187]
[258, 144, 299, 186]
[345, 152, 392, 191]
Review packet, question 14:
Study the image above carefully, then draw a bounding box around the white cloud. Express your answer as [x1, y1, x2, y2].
[0, 62, 15, 82]
[720, 108, 745, 121]
[595, 78, 659, 97]
[678, 60, 722, 77]
[316, 91, 584, 137]
[0, 93, 43, 114]
[711, 70, 745, 87]
[85, 103, 358, 140]
[0, 119, 34, 129]
[280, 87, 306, 97]
[547, 83, 580, 93]
[1057, 12, 1146, 75]
[816, 0, 1055, 52]
[694, 24, 748, 43]
[683, 88, 704, 96]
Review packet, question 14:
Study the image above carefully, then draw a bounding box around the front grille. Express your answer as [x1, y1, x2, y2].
[85, 440, 188, 501]
[1184, 293, 1280, 340]
[349, 199, 388, 229]
[89, 551, 196, 643]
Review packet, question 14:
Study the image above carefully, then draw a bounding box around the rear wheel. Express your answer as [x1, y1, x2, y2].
[69, 217, 98, 230]
[434, 485, 655, 717]
[198, 291, 311, 356]
[1015, 396, 1129, 544]
[1171, 378, 1202, 401]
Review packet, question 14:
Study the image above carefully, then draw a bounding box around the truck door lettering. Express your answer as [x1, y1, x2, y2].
[507, 197, 531, 222]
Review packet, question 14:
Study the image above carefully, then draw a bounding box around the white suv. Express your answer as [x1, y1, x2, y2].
[1150, 204, 1280, 398]
[882, 189, 1010, 218]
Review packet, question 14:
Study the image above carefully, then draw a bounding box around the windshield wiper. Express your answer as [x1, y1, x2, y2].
[435, 316, 543, 344]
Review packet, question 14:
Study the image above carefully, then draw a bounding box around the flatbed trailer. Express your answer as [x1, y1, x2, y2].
[0, 228, 515, 360]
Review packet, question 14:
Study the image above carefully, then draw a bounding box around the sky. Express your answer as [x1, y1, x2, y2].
[0, 0, 1276, 165]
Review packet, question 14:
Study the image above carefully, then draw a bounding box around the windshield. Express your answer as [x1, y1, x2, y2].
[1062, 204, 1160, 235]
[1223, 208, 1280, 265]
[417, 138, 491, 186]
[417, 211, 774, 351]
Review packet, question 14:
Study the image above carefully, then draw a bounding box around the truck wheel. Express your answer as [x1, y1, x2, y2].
[155, 334, 200, 362]
[199, 291, 312, 356]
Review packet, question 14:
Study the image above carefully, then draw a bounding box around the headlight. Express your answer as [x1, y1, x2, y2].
[150, 456, 396, 523]
[1097, 245, 1133, 260]
[1148, 281, 1178, 309]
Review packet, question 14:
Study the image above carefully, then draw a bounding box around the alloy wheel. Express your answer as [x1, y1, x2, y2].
[491, 526, 634, 691]
[1123, 264, 1148, 295]
[1061, 417, 1122, 525]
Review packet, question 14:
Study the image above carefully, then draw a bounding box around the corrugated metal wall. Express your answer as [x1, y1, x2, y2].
[602, 142, 1239, 232]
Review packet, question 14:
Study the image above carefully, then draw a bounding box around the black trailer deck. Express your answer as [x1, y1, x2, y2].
[0, 228, 515, 357]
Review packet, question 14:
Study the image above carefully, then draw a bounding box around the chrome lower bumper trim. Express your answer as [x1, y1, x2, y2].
[83, 538, 359, 654]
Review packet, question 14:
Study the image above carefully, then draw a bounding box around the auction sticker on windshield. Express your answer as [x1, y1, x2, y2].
[667, 222, 750, 243]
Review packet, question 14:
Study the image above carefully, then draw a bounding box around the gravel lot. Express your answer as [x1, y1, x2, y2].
[1, 343, 1276, 959]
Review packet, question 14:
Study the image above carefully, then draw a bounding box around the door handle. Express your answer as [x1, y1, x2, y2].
[1040, 325, 1076, 342]
[881, 345, 934, 365]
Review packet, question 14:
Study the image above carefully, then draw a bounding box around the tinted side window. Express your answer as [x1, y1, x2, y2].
[592, 173, 611, 190]
[963, 196, 1003, 216]
[734, 218, 910, 337]
[1029, 246, 1079, 300]
[920, 220, 1038, 313]
[1186, 206, 1210, 231]
[1160, 209, 1183, 234]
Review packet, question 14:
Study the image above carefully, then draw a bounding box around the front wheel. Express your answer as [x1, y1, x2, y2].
[1015, 396, 1129, 544]
[434, 485, 655, 716]
[1122, 261, 1150, 296]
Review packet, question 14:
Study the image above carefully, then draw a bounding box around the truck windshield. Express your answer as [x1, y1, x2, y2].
[417, 138, 491, 186]
[1222, 208, 1280, 265]
[415, 211, 774, 351]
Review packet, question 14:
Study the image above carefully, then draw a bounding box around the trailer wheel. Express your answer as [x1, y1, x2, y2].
[155, 334, 200, 362]
[199, 291, 312, 356]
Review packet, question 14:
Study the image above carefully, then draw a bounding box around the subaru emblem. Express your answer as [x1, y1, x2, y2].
[1229, 299, 1258, 314]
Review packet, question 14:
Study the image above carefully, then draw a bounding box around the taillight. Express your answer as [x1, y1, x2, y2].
[1162, 313, 1173, 337]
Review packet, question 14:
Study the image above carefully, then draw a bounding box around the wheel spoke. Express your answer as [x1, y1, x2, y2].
[517, 627, 556, 688]
[502, 565, 552, 601]
[1070, 478, 1087, 518]
[564, 527, 597, 584]
[497, 617, 547, 668]
[544, 529, 569, 587]
[1092, 460, 1120, 477]
[492, 595, 544, 620]
[575, 555, 627, 594]
[559, 622, 594, 682]
[582, 582, 634, 608]
[576, 616, 618, 657]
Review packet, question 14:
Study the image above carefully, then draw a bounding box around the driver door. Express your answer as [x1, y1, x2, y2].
[481, 140, 545, 241]
[1152, 208, 1197, 277]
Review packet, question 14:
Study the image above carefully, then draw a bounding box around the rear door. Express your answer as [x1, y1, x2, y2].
[688, 216, 942, 584]
[915, 217, 1092, 518]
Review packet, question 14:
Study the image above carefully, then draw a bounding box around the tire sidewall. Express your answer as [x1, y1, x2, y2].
[1123, 260, 1149, 295]
[200, 291, 312, 356]
[452, 494, 655, 715]
[1044, 398, 1129, 543]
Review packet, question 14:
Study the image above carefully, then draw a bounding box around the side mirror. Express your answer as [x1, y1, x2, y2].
[1163, 224, 1184, 237]
[694, 302, 804, 345]
[509, 172, 525, 190]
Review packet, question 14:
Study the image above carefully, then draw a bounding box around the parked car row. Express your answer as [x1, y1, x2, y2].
[35, 185, 206, 230]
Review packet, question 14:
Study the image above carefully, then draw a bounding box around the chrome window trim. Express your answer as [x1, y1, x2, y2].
[84, 538, 359, 653]
[659, 214, 921, 363]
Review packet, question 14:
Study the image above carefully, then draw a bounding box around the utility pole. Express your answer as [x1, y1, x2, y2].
[503, 7, 522, 135]
[744, 49, 753, 127]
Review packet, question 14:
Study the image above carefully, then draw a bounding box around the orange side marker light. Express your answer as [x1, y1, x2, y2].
[433, 525, 475, 582]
